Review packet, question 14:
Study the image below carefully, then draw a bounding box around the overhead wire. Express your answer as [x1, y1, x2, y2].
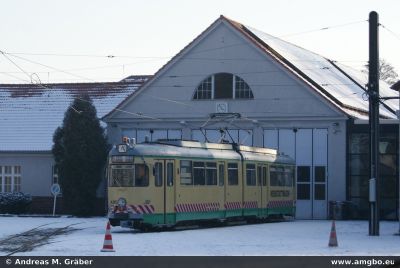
[4, 52, 369, 65]
[0, 17, 379, 119]
[1, 67, 366, 115]
[1, 50, 367, 88]
[0, 50, 175, 117]
[0, 17, 370, 82]
[0, 50, 372, 102]
[0, 47, 373, 117]
[0, 18, 388, 133]
[0, 64, 368, 78]
[5, 53, 102, 83]
[3, 18, 368, 59]
[0, 51, 162, 120]
[380, 23, 400, 42]
[0, 71, 31, 84]
[279, 19, 367, 38]
[0, 50, 39, 84]
[1, 18, 371, 81]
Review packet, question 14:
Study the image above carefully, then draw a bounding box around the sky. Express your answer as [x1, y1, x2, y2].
[0, 0, 399, 84]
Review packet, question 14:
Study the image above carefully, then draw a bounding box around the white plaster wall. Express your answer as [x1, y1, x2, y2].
[0, 153, 54, 196]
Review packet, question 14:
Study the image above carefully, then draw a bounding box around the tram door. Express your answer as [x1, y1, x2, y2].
[225, 162, 242, 217]
[259, 165, 268, 213]
[218, 162, 226, 212]
[154, 160, 175, 225]
[164, 160, 175, 224]
[256, 165, 263, 214]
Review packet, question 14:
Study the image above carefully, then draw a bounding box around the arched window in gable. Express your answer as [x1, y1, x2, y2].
[193, 73, 254, 100]
[235, 76, 254, 99]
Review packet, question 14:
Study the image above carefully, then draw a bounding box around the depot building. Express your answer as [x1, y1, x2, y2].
[1, 16, 398, 220]
[103, 16, 399, 220]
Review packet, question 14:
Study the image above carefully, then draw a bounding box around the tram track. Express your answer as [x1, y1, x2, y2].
[124, 215, 293, 233]
[0, 223, 82, 256]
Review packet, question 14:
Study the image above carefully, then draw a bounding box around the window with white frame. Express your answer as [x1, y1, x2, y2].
[0, 165, 22, 193]
[4, 166, 12, 192]
[194, 76, 212, 99]
[235, 76, 253, 99]
[13, 166, 21, 192]
[193, 73, 254, 100]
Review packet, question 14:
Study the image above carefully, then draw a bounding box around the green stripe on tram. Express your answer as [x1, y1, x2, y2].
[267, 207, 296, 215]
[142, 207, 295, 225]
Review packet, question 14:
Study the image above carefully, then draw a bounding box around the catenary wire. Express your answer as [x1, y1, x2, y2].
[380, 23, 400, 42]
[5, 19, 368, 59]
[0, 52, 162, 120]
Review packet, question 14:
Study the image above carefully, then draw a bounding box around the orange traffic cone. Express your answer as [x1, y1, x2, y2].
[101, 221, 115, 252]
[328, 220, 338, 247]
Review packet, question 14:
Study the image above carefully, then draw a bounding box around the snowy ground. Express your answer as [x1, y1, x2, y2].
[0, 216, 399, 256]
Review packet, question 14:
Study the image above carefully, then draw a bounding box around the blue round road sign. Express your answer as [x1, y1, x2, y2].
[51, 183, 61, 196]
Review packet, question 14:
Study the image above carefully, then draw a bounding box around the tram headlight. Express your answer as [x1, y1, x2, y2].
[117, 197, 127, 208]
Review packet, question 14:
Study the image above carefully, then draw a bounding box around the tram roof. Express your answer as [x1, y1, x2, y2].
[110, 140, 294, 164]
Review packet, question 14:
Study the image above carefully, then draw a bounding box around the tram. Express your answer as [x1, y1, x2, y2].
[107, 138, 296, 230]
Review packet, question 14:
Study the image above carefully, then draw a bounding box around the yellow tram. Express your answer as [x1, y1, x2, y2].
[107, 139, 296, 230]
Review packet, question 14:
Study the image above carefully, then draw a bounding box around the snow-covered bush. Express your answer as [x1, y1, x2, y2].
[0, 192, 32, 214]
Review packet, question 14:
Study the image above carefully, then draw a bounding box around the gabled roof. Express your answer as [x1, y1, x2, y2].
[104, 15, 398, 121]
[0, 76, 150, 152]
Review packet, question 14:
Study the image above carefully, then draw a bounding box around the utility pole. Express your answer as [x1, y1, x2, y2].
[368, 11, 380, 236]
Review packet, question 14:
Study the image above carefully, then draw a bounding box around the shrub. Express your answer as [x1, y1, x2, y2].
[0, 192, 32, 214]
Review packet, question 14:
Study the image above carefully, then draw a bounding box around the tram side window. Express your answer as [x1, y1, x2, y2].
[278, 167, 285, 186]
[270, 167, 277, 186]
[270, 166, 285, 187]
[193, 162, 205, 185]
[284, 167, 294, 187]
[135, 164, 149, 187]
[257, 166, 262, 186]
[206, 162, 217, 185]
[180, 160, 193, 185]
[167, 163, 174, 186]
[218, 164, 225, 186]
[228, 163, 238, 185]
[262, 167, 267, 186]
[246, 164, 256, 186]
[110, 166, 134, 187]
[154, 163, 163, 187]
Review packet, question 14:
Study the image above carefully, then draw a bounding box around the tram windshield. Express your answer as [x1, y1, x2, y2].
[109, 164, 149, 187]
[270, 166, 294, 187]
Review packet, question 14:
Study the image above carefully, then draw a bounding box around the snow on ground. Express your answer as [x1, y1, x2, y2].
[0, 216, 399, 256]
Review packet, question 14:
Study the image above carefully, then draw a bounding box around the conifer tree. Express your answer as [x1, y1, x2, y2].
[52, 95, 108, 216]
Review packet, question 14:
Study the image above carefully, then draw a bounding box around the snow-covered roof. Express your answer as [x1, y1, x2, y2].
[104, 16, 399, 121]
[0, 77, 149, 152]
[225, 17, 399, 119]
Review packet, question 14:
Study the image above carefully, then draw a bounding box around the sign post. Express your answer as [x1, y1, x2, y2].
[51, 183, 61, 216]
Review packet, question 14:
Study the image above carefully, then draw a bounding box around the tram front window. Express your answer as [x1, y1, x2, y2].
[134, 164, 149, 187]
[109, 164, 149, 187]
[109, 166, 134, 187]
